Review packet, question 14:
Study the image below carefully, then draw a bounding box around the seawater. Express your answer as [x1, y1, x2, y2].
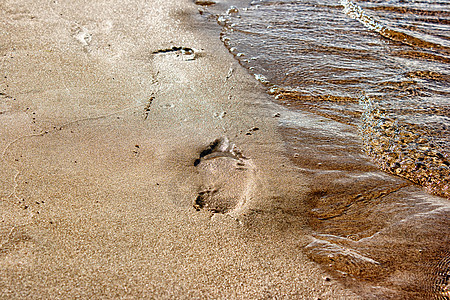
[218, 0, 449, 198]
[201, 0, 450, 298]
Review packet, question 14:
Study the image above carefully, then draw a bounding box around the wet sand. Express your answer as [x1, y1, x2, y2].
[0, 0, 359, 298]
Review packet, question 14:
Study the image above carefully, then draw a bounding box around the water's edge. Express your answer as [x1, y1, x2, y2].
[194, 0, 450, 298]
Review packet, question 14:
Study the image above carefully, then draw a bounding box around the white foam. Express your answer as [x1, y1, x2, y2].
[254, 74, 268, 83]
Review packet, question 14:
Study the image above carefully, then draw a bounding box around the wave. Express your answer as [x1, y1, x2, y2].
[340, 0, 450, 53]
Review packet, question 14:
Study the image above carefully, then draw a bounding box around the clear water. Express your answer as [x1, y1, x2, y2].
[201, 0, 450, 298]
[218, 0, 449, 198]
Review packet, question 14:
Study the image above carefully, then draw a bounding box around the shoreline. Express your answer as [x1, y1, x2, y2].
[0, 0, 359, 298]
[2, 0, 448, 298]
[210, 1, 450, 298]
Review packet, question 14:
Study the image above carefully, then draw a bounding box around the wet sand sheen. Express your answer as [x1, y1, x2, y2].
[0, 0, 359, 298]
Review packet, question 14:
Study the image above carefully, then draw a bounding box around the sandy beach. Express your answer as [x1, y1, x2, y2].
[0, 0, 361, 298]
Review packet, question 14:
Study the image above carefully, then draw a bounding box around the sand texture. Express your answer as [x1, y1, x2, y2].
[0, 0, 361, 298]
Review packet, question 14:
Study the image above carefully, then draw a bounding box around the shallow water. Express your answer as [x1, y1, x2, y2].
[218, 0, 449, 198]
[197, 0, 450, 298]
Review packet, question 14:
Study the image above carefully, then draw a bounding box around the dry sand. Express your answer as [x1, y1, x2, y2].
[0, 0, 361, 298]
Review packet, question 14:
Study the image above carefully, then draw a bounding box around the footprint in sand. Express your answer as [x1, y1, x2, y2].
[72, 26, 92, 46]
[193, 137, 256, 214]
[152, 46, 198, 61]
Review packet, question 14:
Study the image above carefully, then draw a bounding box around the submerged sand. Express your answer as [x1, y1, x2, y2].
[0, 0, 360, 298]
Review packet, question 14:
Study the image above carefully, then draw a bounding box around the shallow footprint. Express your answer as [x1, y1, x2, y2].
[194, 137, 255, 214]
[152, 46, 198, 61]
